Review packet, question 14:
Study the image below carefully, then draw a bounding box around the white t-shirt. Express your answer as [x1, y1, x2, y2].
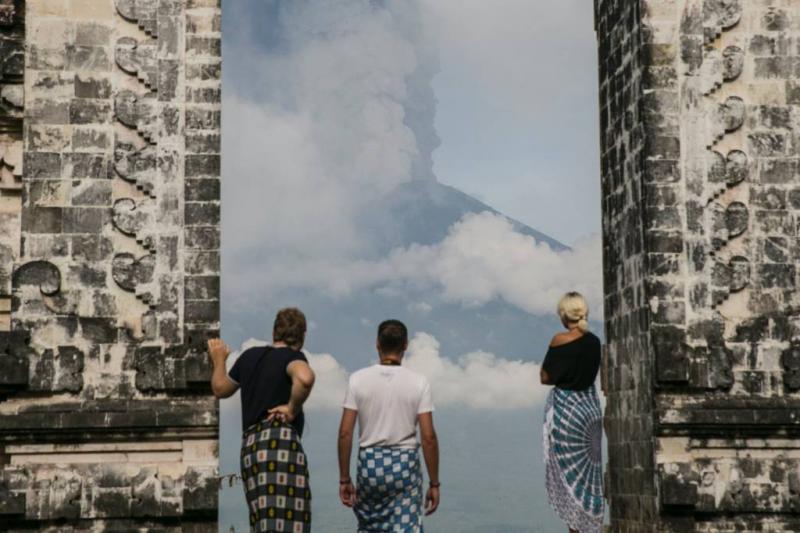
[343, 364, 434, 449]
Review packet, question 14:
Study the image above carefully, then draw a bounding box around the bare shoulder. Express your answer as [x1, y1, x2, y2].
[286, 357, 313, 378]
[549, 330, 583, 348]
[549, 332, 572, 347]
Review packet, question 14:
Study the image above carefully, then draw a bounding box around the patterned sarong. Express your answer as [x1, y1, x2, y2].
[543, 385, 604, 532]
[354, 447, 424, 532]
[241, 420, 311, 533]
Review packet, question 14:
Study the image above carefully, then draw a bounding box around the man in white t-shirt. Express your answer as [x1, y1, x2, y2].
[337, 320, 440, 532]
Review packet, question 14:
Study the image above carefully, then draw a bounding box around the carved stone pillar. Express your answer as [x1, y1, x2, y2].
[0, 1, 221, 529]
[597, 0, 800, 530]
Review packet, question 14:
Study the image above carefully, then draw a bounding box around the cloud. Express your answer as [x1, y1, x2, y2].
[405, 332, 548, 409]
[303, 351, 350, 410]
[393, 212, 602, 317]
[223, 0, 439, 259]
[227, 333, 550, 412]
[228, 211, 603, 318]
[407, 301, 433, 315]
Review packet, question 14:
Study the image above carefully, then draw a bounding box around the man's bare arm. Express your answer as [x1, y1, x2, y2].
[540, 368, 552, 385]
[338, 408, 358, 507]
[419, 412, 439, 483]
[286, 360, 315, 414]
[338, 408, 357, 480]
[418, 412, 440, 515]
[268, 360, 316, 422]
[208, 339, 239, 399]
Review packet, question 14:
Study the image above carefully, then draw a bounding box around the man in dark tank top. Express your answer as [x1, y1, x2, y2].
[207, 308, 316, 533]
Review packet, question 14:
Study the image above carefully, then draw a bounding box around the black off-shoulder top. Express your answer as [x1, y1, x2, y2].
[541, 331, 601, 391]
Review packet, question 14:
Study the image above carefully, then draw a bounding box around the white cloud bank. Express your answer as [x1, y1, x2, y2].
[229, 212, 603, 318]
[405, 332, 548, 409]
[228, 334, 549, 412]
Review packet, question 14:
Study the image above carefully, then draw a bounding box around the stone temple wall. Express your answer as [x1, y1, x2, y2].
[0, 0, 221, 530]
[597, 0, 800, 530]
[596, 0, 659, 529]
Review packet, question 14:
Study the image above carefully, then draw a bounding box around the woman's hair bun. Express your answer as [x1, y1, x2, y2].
[557, 292, 590, 332]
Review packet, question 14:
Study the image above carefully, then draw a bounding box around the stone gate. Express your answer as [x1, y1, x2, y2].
[597, 0, 800, 530]
[0, 0, 221, 530]
[7, 0, 800, 530]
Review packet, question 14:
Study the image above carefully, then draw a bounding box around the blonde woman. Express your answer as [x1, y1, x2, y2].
[540, 292, 604, 533]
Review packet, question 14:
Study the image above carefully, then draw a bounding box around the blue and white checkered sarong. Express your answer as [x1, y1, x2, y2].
[354, 447, 424, 532]
[543, 385, 604, 533]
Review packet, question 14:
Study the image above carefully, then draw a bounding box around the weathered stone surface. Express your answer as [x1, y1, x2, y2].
[112, 253, 155, 292]
[114, 141, 157, 196]
[724, 201, 748, 240]
[135, 344, 212, 392]
[115, 36, 158, 89]
[660, 469, 699, 508]
[722, 46, 744, 81]
[114, 90, 157, 142]
[782, 342, 800, 391]
[183, 467, 217, 514]
[0, 0, 221, 528]
[720, 96, 746, 133]
[597, 0, 800, 529]
[29, 346, 84, 392]
[116, 0, 158, 37]
[0, 331, 30, 394]
[12, 260, 60, 295]
[112, 198, 154, 248]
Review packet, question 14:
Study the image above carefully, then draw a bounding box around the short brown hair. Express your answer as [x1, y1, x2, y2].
[273, 308, 307, 348]
[377, 319, 408, 355]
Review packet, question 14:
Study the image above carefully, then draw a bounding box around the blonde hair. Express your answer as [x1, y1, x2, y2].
[558, 292, 590, 333]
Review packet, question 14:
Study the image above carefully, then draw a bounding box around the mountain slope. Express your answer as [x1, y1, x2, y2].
[360, 180, 568, 255]
[223, 181, 574, 363]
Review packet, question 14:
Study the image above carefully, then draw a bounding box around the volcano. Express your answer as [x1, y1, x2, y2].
[222, 180, 571, 366]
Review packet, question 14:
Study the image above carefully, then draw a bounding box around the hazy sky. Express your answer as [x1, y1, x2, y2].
[219, 1, 601, 530]
[426, 0, 601, 243]
[221, 0, 602, 329]
[220, 0, 603, 244]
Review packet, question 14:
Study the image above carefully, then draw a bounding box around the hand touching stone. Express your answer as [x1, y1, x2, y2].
[207, 338, 230, 365]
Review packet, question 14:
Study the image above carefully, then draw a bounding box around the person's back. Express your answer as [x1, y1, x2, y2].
[337, 320, 440, 532]
[231, 345, 308, 435]
[540, 292, 604, 533]
[207, 308, 316, 533]
[346, 364, 432, 449]
[541, 331, 601, 391]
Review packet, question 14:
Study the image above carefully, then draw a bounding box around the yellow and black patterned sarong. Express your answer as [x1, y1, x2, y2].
[241, 420, 311, 533]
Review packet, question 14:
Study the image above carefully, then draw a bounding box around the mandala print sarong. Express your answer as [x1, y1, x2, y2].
[543, 385, 604, 532]
[241, 420, 311, 533]
[354, 447, 424, 532]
